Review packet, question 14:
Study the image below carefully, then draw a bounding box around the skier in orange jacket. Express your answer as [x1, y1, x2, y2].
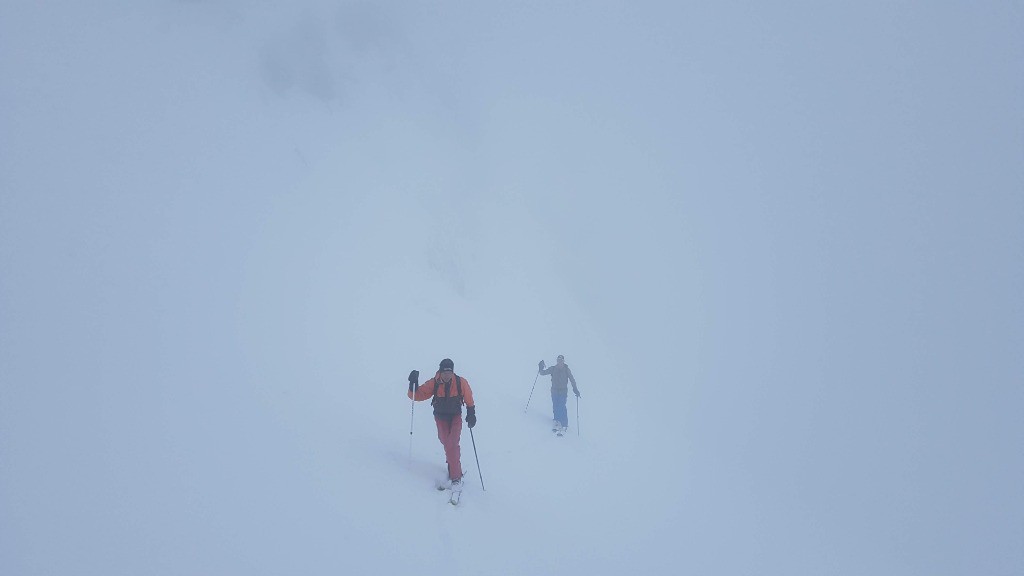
[408, 358, 476, 489]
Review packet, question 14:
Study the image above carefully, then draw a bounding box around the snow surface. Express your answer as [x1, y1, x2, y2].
[1, 2, 1022, 575]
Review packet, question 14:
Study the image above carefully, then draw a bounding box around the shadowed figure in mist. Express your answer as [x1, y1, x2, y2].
[539, 355, 580, 435]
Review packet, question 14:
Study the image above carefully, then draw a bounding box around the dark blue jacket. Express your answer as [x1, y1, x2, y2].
[540, 363, 578, 395]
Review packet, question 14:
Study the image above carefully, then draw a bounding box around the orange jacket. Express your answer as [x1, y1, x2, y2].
[408, 371, 475, 409]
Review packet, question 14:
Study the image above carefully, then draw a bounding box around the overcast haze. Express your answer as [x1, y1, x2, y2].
[1, 1, 1022, 575]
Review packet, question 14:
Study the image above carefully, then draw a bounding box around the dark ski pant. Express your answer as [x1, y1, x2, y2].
[435, 416, 463, 481]
[551, 390, 568, 429]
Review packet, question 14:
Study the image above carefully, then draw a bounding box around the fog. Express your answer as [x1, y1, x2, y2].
[1, 2, 1021, 575]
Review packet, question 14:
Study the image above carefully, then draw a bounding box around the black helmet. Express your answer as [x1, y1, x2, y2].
[439, 358, 454, 372]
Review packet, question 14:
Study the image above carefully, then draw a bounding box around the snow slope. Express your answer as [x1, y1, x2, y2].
[1, 2, 1022, 575]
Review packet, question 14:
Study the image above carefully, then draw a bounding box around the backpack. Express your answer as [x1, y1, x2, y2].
[431, 375, 464, 419]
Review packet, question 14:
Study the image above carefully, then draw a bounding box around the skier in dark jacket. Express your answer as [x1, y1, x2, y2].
[538, 354, 580, 434]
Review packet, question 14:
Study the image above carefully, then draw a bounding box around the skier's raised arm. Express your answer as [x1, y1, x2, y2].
[539, 359, 552, 375]
[407, 370, 437, 401]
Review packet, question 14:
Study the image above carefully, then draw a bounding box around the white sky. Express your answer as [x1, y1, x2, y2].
[1, 2, 1022, 575]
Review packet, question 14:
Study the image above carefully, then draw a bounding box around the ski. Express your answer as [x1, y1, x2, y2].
[435, 479, 461, 505]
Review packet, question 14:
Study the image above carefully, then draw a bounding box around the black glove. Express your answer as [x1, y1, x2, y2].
[408, 370, 419, 393]
[466, 406, 477, 428]
[538, 360, 545, 372]
[574, 389, 581, 398]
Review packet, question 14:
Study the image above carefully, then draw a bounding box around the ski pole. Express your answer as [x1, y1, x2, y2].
[408, 396, 415, 464]
[407, 370, 419, 465]
[576, 396, 580, 437]
[469, 427, 485, 491]
[524, 372, 540, 413]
